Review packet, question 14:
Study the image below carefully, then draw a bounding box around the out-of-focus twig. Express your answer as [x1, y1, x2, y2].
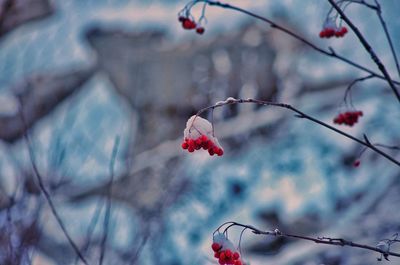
[99, 136, 120, 265]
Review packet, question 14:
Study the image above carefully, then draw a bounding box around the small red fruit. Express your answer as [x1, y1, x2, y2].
[353, 160, 361, 167]
[196, 27, 205, 34]
[182, 19, 196, 30]
[181, 142, 189, 149]
[212, 243, 221, 252]
[208, 148, 215, 156]
[233, 252, 240, 260]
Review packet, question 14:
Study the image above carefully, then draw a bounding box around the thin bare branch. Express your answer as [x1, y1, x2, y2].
[196, 97, 400, 167]
[373, 0, 400, 79]
[19, 103, 89, 265]
[216, 222, 400, 259]
[187, 0, 400, 92]
[99, 136, 120, 265]
[328, 0, 400, 103]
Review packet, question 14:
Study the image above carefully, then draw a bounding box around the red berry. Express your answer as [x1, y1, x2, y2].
[188, 146, 195, 153]
[353, 160, 361, 167]
[225, 249, 232, 258]
[200, 135, 208, 142]
[212, 243, 221, 252]
[325, 28, 335, 38]
[196, 27, 205, 34]
[214, 252, 221, 258]
[208, 149, 215, 156]
[181, 142, 189, 149]
[196, 138, 203, 146]
[319, 30, 326, 38]
[219, 251, 226, 260]
[188, 139, 195, 148]
[234, 260, 242, 265]
[233, 252, 240, 260]
[341, 26, 348, 34]
[182, 19, 196, 30]
[216, 148, 224, 156]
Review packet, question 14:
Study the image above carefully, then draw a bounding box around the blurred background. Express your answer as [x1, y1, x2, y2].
[0, 0, 400, 264]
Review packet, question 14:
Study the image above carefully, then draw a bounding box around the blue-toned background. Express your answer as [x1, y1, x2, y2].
[0, 1, 399, 264]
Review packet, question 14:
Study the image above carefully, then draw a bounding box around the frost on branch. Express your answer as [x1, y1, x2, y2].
[212, 233, 243, 265]
[181, 115, 224, 156]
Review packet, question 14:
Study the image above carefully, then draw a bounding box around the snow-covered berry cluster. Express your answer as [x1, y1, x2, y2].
[178, 16, 205, 34]
[319, 20, 348, 38]
[182, 115, 224, 156]
[333, 111, 363, 126]
[212, 234, 243, 265]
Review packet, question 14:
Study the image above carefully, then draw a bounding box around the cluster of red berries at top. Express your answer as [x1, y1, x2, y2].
[182, 115, 224, 156]
[182, 135, 224, 156]
[178, 16, 205, 34]
[319, 19, 348, 38]
[333, 111, 363, 126]
[211, 234, 243, 265]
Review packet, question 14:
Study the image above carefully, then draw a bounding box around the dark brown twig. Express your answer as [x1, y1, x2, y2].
[215, 222, 400, 259]
[196, 98, 400, 167]
[373, 0, 400, 79]
[187, 0, 400, 91]
[328, 0, 400, 103]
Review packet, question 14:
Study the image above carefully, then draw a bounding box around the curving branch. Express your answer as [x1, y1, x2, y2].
[196, 97, 400, 167]
[187, 0, 400, 92]
[216, 222, 400, 260]
[343, 74, 374, 107]
[328, 0, 400, 102]
[20, 105, 89, 265]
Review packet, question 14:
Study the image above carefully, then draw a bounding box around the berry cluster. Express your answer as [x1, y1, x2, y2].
[319, 26, 348, 38]
[182, 135, 224, 156]
[333, 111, 363, 126]
[211, 234, 244, 265]
[319, 19, 348, 39]
[178, 16, 205, 34]
[182, 115, 224, 156]
[212, 243, 242, 265]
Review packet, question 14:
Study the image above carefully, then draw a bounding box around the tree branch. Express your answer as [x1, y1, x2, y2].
[188, 0, 400, 91]
[20, 106, 89, 265]
[216, 221, 400, 259]
[328, 0, 400, 103]
[373, 0, 400, 79]
[99, 136, 120, 265]
[196, 97, 400, 167]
